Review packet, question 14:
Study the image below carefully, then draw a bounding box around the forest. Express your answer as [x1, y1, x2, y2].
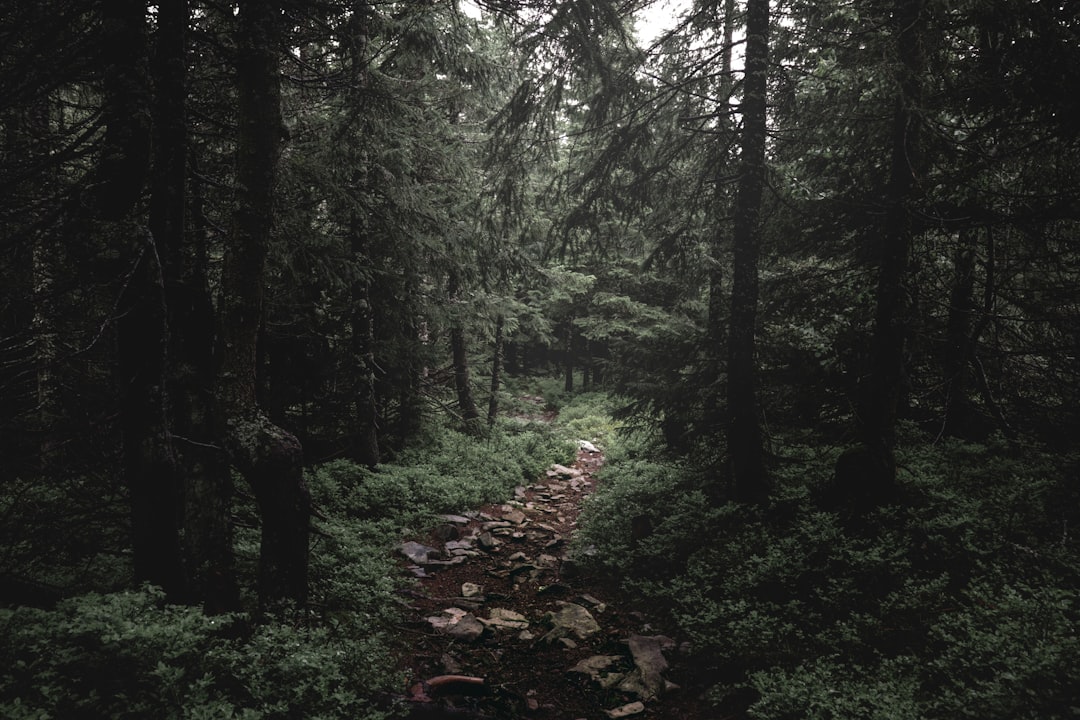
[1, 0, 1078, 717]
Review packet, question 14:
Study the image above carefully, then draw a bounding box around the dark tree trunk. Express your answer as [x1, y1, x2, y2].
[488, 314, 504, 425]
[220, 0, 309, 611]
[96, 0, 186, 598]
[853, 0, 927, 497]
[582, 338, 592, 392]
[941, 227, 978, 438]
[345, 8, 380, 469]
[151, 0, 237, 612]
[395, 268, 426, 444]
[350, 243, 380, 467]
[563, 320, 574, 393]
[505, 340, 519, 375]
[704, 0, 736, 435]
[448, 272, 480, 426]
[726, 0, 770, 505]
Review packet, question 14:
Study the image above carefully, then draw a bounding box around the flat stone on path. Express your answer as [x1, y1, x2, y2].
[541, 602, 600, 643]
[481, 607, 530, 631]
[605, 701, 645, 718]
[578, 439, 600, 453]
[446, 614, 485, 640]
[401, 541, 440, 564]
[503, 508, 527, 525]
[618, 634, 671, 700]
[569, 655, 624, 689]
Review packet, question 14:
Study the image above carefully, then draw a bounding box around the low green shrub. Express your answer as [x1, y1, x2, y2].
[576, 431, 1080, 719]
[0, 588, 398, 720]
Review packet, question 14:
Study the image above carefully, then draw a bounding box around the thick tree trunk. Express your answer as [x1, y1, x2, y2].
[220, 0, 309, 611]
[726, 0, 770, 505]
[96, 0, 187, 597]
[148, 0, 237, 612]
[488, 314, 504, 425]
[852, 0, 927, 497]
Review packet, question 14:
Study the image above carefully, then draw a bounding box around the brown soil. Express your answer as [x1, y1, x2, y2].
[393, 445, 715, 720]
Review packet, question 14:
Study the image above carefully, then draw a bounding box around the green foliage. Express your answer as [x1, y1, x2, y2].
[577, 431, 1080, 718]
[0, 418, 574, 720]
[556, 391, 621, 448]
[0, 588, 397, 720]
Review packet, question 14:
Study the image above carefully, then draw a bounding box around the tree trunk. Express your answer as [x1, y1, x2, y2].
[853, 0, 927, 497]
[726, 0, 770, 505]
[448, 271, 481, 426]
[563, 320, 574, 393]
[488, 314, 504, 425]
[350, 245, 381, 467]
[149, 0, 237, 612]
[704, 0, 736, 435]
[220, 0, 309, 611]
[941, 227, 978, 438]
[505, 340, 519, 375]
[96, 0, 187, 598]
[345, 7, 380, 469]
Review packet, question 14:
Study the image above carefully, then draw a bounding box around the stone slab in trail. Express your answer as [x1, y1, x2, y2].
[394, 444, 709, 719]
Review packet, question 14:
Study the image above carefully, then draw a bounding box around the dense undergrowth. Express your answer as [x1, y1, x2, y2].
[0, 386, 577, 720]
[6, 385, 1077, 719]
[576, 418, 1080, 719]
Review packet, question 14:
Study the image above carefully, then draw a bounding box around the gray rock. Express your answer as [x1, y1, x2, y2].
[604, 701, 645, 718]
[480, 608, 530, 631]
[444, 539, 474, 553]
[446, 614, 485, 640]
[617, 634, 670, 700]
[401, 541, 441, 564]
[433, 524, 460, 541]
[568, 655, 624, 689]
[541, 602, 600, 643]
[503, 508, 527, 525]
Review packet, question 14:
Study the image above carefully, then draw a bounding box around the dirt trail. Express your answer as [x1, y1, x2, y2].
[394, 444, 708, 720]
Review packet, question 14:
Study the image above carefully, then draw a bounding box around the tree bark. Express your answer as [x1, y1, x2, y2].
[726, 0, 770, 505]
[704, 0, 736, 435]
[350, 238, 381, 468]
[563, 319, 574, 393]
[487, 314, 504, 425]
[941, 227, 978, 438]
[96, 0, 187, 598]
[344, 7, 380, 469]
[147, 0, 237, 612]
[853, 0, 927, 496]
[220, 0, 309, 611]
[448, 271, 481, 427]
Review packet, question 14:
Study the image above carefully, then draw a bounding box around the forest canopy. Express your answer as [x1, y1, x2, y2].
[1, 0, 1078, 717]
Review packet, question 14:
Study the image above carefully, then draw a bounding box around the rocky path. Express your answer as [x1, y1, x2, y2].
[394, 442, 707, 720]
